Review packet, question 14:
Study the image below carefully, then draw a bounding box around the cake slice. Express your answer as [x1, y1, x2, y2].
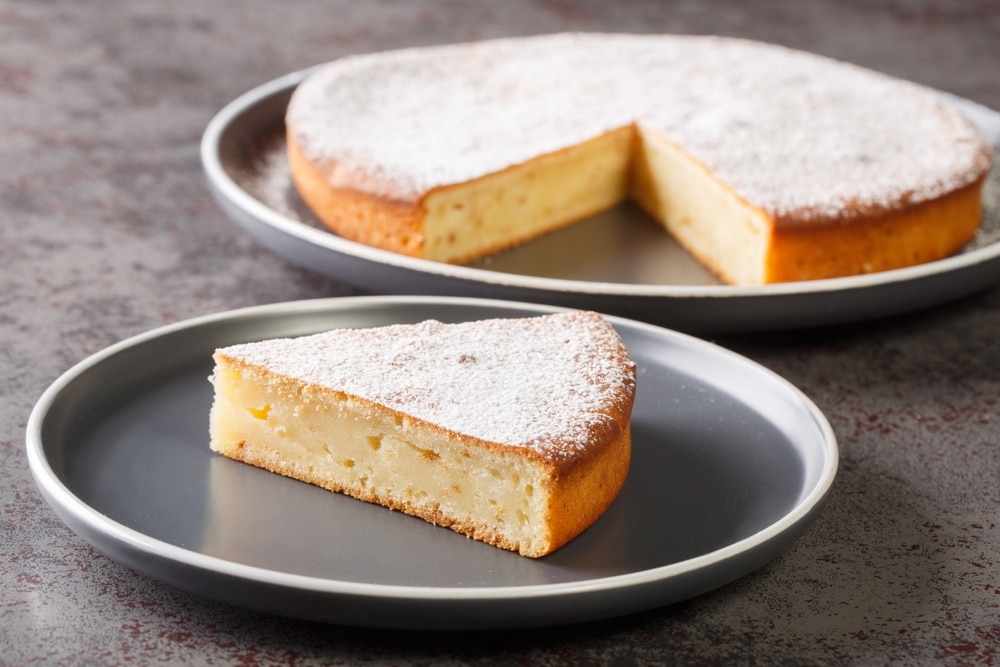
[208, 311, 637, 557]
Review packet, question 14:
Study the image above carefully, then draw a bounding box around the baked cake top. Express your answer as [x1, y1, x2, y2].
[287, 33, 993, 225]
[215, 311, 637, 463]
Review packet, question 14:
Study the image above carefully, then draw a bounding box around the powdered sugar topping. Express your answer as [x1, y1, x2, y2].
[287, 33, 993, 223]
[218, 312, 636, 460]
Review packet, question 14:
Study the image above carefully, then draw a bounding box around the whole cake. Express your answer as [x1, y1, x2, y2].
[208, 311, 637, 558]
[285, 33, 993, 285]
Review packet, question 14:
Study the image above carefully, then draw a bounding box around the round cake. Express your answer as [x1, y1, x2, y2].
[285, 33, 994, 285]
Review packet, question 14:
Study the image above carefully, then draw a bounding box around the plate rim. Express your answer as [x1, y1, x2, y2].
[26, 295, 838, 623]
[200, 68, 1000, 302]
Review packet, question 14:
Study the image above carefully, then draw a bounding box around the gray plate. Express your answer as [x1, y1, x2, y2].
[27, 296, 835, 630]
[201, 69, 1000, 333]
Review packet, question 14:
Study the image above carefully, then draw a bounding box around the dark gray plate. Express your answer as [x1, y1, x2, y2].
[201, 69, 1000, 333]
[27, 296, 836, 629]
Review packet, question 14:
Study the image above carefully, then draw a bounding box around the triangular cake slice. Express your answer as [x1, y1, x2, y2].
[208, 310, 637, 557]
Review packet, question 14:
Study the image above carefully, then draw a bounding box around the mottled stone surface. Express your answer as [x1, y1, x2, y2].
[2, 1, 999, 664]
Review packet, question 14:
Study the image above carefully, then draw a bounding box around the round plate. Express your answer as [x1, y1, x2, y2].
[26, 296, 837, 630]
[200, 69, 1000, 333]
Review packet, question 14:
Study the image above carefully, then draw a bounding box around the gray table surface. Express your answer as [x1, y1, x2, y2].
[3, 1, 998, 664]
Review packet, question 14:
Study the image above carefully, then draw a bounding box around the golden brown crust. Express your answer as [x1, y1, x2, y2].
[543, 421, 631, 554]
[287, 130, 426, 257]
[765, 175, 987, 282]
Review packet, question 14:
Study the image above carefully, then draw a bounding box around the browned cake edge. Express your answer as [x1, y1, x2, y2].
[765, 174, 987, 282]
[287, 130, 426, 257]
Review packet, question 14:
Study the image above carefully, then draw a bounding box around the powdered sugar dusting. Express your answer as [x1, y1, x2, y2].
[287, 33, 993, 223]
[218, 312, 636, 460]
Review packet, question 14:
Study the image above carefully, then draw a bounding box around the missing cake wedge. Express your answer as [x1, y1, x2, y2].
[208, 311, 637, 558]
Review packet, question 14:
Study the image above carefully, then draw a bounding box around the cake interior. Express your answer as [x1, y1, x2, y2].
[422, 124, 773, 284]
[211, 361, 565, 557]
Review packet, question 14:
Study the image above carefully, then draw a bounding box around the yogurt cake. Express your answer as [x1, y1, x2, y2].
[208, 311, 637, 558]
[286, 33, 993, 284]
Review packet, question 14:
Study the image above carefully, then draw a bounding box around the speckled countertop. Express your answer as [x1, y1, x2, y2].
[3, 1, 999, 664]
